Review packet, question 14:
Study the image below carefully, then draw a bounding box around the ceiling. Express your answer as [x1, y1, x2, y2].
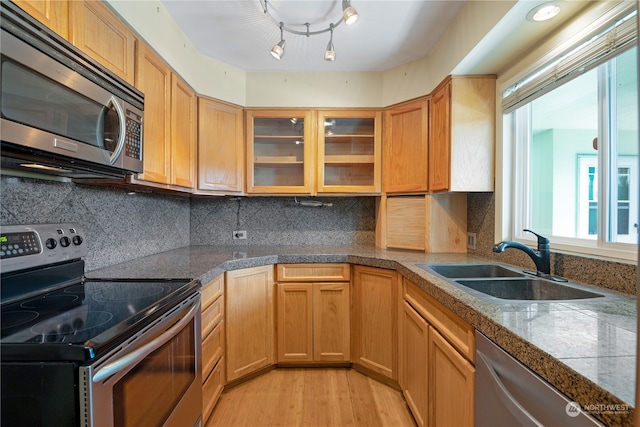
[160, 0, 468, 73]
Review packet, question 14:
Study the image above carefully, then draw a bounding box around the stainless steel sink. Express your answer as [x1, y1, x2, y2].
[419, 263, 605, 301]
[424, 263, 526, 279]
[455, 278, 604, 301]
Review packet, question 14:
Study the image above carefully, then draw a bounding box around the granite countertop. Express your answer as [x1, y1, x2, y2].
[87, 244, 637, 426]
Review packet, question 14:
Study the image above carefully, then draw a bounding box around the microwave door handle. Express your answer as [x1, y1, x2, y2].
[105, 95, 126, 164]
[92, 298, 200, 383]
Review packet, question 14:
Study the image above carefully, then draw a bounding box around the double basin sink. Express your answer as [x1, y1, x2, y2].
[419, 263, 604, 302]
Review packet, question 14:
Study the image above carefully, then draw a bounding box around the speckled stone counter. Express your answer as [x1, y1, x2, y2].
[87, 245, 637, 426]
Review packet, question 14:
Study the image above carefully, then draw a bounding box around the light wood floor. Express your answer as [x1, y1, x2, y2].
[206, 368, 417, 427]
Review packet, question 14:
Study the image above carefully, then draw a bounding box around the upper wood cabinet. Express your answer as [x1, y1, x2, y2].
[429, 75, 496, 192]
[197, 97, 244, 194]
[68, 0, 136, 85]
[12, 0, 69, 38]
[317, 110, 382, 194]
[134, 42, 196, 189]
[245, 109, 315, 194]
[383, 98, 429, 193]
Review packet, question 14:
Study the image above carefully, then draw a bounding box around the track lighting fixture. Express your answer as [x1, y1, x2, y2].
[324, 24, 335, 61]
[270, 22, 286, 59]
[261, 0, 359, 61]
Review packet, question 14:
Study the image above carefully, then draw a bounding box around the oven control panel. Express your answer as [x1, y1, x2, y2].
[0, 223, 87, 273]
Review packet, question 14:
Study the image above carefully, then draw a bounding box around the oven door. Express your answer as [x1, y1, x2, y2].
[81, 293, 202, 427]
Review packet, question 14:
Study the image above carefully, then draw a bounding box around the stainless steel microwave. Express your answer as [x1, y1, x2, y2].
[0, 2, 144, 179]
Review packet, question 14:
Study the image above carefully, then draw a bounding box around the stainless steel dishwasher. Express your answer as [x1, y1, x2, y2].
[475, 331, 603, 426]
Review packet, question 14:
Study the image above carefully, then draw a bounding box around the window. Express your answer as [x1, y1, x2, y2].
[503, 7, 638, 260]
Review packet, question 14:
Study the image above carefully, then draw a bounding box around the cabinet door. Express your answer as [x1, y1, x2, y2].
[313, 282, 350, 362]
[428, 326, 474, 427]
[246, 109, 315, 194]
[226, 265, 275, 382]
[383, 98, 429, 193]
[317, 110, 382, 194]
[352, 266, 397, 380]
[135, 43, 171, 185]
[68, 0, 136, 84]
[13, 0, 68, 38]
[170, 75, 196, 188]
[277, 283, 313, 362]
[198, 97, 244, 193]
[429, 80, 451, 192]
[401, 302, 429, 427]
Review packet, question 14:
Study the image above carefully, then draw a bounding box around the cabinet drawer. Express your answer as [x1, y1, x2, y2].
[202, 275, 224, 311]
[203, 320, 224, 381]
[277, 263, 350, 282]
[202, 295, 223, 339]
[404, 278, 474, 362]
[203, 357, 225, 425]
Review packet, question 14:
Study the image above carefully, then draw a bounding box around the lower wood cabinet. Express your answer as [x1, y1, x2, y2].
[400, 278, 475, 427]
[200, 274, 225, 425]
[225, 265, 275, 382]
[352, 265, 398, 381]
[276, 264, 350, 363]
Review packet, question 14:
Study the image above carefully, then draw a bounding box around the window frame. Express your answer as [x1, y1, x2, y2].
[496, 1, 638, 263]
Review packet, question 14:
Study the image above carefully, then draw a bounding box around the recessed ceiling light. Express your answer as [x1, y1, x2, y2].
[526, 1, 561, 22]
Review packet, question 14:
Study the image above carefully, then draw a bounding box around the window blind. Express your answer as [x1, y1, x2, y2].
[503, 8, 637, 114]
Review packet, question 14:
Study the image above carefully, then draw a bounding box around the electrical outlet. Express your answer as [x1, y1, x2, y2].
[467, 232, 477, 250]
[233, 230, 247, 240]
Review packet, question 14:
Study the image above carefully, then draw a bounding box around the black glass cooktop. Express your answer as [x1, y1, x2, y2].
[0, 278, 198, 362]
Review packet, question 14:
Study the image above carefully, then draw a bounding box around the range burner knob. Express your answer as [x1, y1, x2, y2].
[72, 235, 83, 246]
[45, 238, 57, 249]
[60, 236, 71, 247]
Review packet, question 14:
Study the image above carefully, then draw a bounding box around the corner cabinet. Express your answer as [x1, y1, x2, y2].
[134, 42, 196, 190]
[317, 110, 382, 194]
[197, 97, 244, 194]
[225, 265, 275, 383]
[352, 266, 398, 381]
[245, 110, 315, 194]
[429, 75, 496, 192]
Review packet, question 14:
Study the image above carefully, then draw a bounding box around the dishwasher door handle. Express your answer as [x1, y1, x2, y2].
[477, 351, 545, 427]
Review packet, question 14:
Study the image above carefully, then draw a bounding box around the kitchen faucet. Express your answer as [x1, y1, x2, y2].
[493, 229, 551, 275]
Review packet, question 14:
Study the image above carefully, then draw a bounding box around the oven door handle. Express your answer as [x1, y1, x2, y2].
[92, 298, 199, 383]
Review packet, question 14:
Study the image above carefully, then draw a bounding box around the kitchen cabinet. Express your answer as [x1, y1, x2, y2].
[68, 0, 136, 85]
[379, 193, 467, 253]
[429, 75, 496, 192]
[351, 266, 398, 381]
[197, 97, 244, 194]
[276, 264, 350, 363]
[245, 109, 315, 194]
[12, 0, 69, 38]
[225, 265, 275, 382]
[134, 42, 196, 190]
[201, 275, 225, 425]
[383, 97, 429, 193]
[399, 278, 475, 427]
[317, 110, 382, 194]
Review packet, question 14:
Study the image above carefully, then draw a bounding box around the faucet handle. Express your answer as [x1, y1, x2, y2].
[523, 229, 550, 249]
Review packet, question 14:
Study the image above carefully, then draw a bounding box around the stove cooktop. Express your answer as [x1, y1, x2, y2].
[1, 278, 199, 362]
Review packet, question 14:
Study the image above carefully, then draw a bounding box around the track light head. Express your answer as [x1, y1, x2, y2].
[342, 0, 359, 25]
[271, 22, 286, 60]
[324, 23, 335, 61]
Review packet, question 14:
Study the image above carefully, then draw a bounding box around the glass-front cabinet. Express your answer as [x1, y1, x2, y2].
[317, 110, 382, 193]
[246, 109, 315, 194]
